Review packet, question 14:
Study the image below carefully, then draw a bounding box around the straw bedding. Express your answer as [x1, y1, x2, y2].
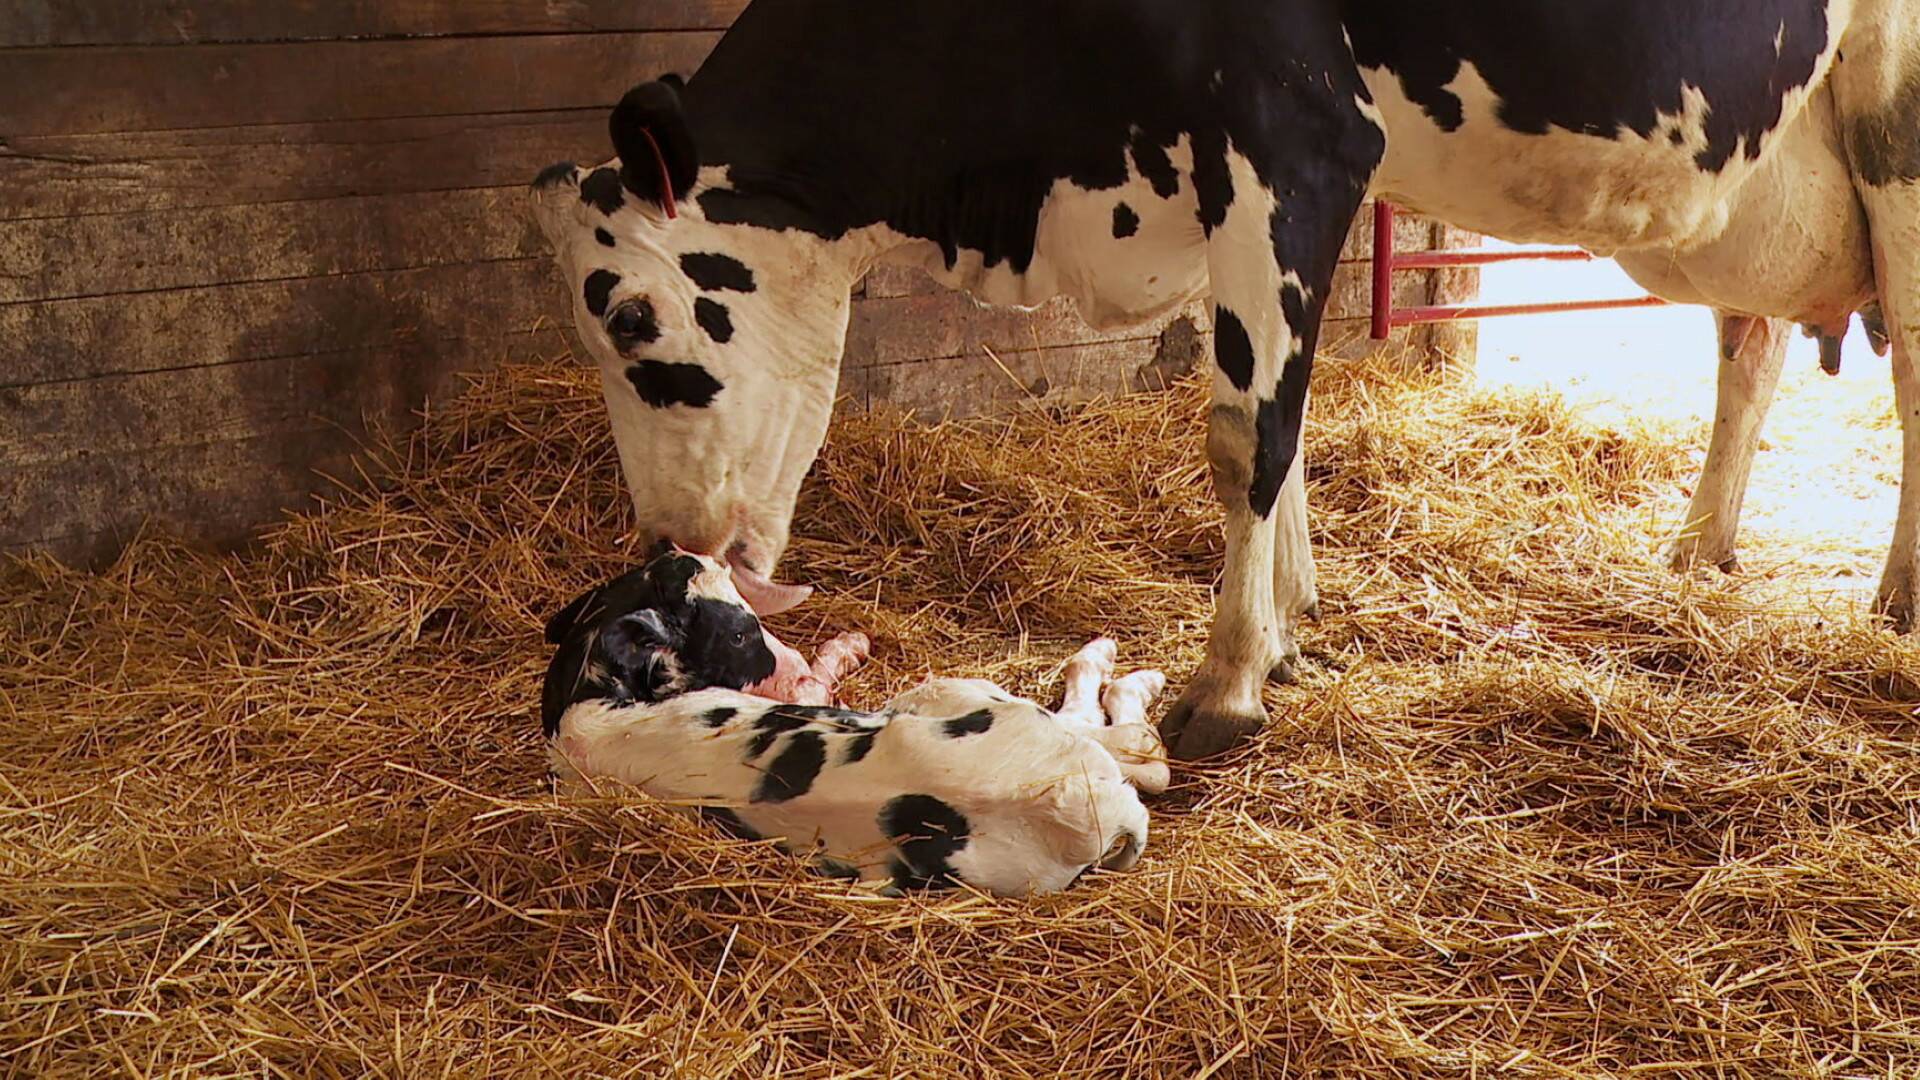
[6, 346, 1919, 1078]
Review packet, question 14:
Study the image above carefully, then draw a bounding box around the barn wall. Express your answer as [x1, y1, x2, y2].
[0, 2, 1475, 567]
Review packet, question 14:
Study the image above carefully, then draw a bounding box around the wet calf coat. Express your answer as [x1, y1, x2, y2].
[541, 554, 1166, 895]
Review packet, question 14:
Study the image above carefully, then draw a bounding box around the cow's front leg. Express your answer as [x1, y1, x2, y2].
[1271, 416, 1316, 679]
[1665, 311, 1789, 573]
[1162, 137, 1370, 758]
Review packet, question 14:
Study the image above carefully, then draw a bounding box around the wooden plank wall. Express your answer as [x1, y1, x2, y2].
[0, 1, 1473, 566]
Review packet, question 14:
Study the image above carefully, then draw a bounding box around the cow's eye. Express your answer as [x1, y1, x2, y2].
[606, 299, 657, 347]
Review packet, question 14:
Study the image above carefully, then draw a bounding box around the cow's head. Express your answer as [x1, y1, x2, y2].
[531, 80, 863, 615]
[540, 547, 784, 736]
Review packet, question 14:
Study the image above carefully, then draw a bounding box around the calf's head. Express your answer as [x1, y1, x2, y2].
[531, 79, 862, 612]
[540, 548, 779, 736]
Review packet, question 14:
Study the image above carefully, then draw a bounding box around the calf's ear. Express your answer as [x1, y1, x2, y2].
[601, 609, 686, 698]
[610, 80, 700, 212]
[543, 584, 604, 646]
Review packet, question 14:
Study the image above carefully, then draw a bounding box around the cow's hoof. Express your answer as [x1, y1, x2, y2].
[1268, 655, 1299, 684]
[1160, 671, 1266, 760]
[1875, 582, 1916, 635]
[1298, 601, 1322, 622]
[1664, 539, 1738, 575]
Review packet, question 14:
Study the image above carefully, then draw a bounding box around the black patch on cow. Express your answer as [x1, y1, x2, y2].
[1344, 1, 1831, 172]
[747, 710, 812, 758]
[1213, 306, 1256, 392]
[533, 161, 578, 190]
[1189, 126, 1234, 236]
[1111, 202, 1140, 239]
[680, 252, 758, 293]
[941, 709, 994, 738]
[703, 706, 738, 729]
[1250, 358, 1312, 518]
[1129, 132, 1180, 198]
[754, 731, 827, 802]
[841, 729, 879, 764]
[1668, 127, 1686, 147]
[1279, 284, 1309, 352]
[580, 167, 626, 215]
[696, 188, 828, 234]
[595, 227, 617, 247]
[625, 361, 723, 409]
[583, 270, 620, 317]
[693, 297, 735, 343]
[880, 794, 971, 890]
[1848, 63, 1920, 186]
[665, 3, 1389, 292]
[700, 805, 762, 840]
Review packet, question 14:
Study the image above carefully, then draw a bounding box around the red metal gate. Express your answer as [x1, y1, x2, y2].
[1369, 201, 1670, 340]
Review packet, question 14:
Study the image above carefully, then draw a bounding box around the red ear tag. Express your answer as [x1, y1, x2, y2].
[636, 127, 678, 220]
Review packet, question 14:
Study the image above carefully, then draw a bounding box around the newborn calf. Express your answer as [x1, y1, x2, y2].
[540, 550, 1169, 895]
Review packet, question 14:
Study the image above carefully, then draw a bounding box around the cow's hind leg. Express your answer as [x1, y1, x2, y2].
[1665, 312, 1791, 573]
[1861, 189, 1920, 631]
[1161, 120, 1376, 758]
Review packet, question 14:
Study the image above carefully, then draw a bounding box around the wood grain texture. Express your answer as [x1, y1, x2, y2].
[0, 0, 747, 47]
[0, 187, 544, 303]
[4, 258, 567, 388]
[0, 31, 719, 136]
[0, 110, 608, 220]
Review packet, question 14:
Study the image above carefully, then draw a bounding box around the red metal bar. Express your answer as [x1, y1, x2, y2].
[1368, 199, 1670, 339]
[1369, 200, 1395, 340]
[1394, 294, 1672, 324]
[1391, 246, 1600, 268]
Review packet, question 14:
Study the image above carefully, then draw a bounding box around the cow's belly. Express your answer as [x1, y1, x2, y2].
[1364, 61, 1792, 254]
[882, 144, 1210, 332]
[1613, 83, 1873, 326]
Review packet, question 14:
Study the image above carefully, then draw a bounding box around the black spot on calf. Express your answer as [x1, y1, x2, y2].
[700, 805, 761, 840]
[579, 167, 626, 215]
[1111, 202, 1140, 239]
[1213, 306, 1256, 392]
[583, 270, 620, 317]
[595, 227, 617, 247]
[842, 730, 878, 764]
[941, 709, 993, 738]
[754, 731, 827, 803]
[625, 361, 724, 409]
[680, 252, 757, 293]
[693, 297, 735, 343]
[702, 706, 737, 729]
[881, 794, 971, 890]
[747, 709, 811, 758]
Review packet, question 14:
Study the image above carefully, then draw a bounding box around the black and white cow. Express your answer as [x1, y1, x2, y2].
[531, 2, 1920, 759]
[541, 549, 1170, 895]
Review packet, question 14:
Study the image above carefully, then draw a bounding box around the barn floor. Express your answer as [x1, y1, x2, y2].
[6, 347, 1920, 1079]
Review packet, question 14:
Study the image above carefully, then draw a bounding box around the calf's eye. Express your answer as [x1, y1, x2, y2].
[606, 299, 658, 347]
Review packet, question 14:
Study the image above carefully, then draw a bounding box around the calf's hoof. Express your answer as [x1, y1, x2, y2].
[1159, 669, 1266, 760]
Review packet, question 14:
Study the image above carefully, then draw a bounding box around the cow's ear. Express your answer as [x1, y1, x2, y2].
[610, 80, 700, 212]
